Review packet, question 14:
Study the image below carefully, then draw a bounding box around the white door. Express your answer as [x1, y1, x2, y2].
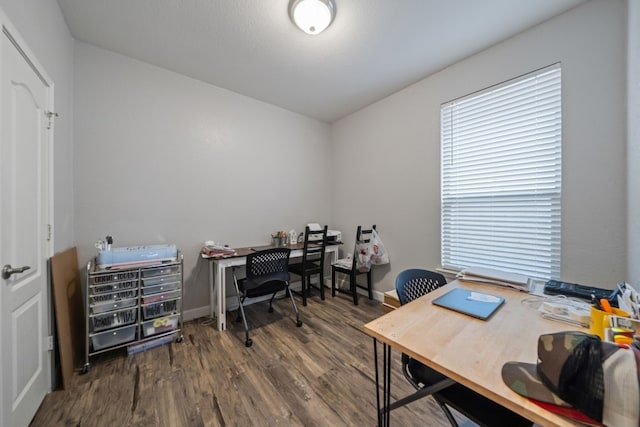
[1, 21, 52, 427]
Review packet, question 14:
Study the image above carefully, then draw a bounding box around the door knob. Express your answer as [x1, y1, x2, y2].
[2, 264, 31, 280]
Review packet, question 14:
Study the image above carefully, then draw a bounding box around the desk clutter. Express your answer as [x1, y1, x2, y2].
[271, 224, 342, 247]
[527, 279, 640, 345]
[588, 282, 640, 345]
[536, 280, 640, 344]
[456, 265, 640, 345]
[271, 230, 295, 246]
[201, 241, 237, 257]
[200, 224, 343, 258]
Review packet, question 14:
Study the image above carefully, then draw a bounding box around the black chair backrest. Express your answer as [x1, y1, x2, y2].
[395, 268, 447, 305]
[244, 248, 291, 290]
[302, 225, 328, 266]
[351, 224, 376, 270]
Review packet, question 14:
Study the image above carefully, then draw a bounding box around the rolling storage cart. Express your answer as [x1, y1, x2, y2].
[82, 251, 183, 373]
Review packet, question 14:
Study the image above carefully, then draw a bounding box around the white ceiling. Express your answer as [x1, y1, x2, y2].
[56, 0, 586, 123]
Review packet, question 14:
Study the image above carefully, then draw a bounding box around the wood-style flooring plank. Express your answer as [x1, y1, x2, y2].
[30, 293, 471, 427]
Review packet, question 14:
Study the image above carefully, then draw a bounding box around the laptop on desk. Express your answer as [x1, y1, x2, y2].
[432, 288, 505, 320]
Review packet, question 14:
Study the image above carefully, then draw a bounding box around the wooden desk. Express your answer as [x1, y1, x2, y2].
[363, 279, 586, 427]
[203, 242, 340, 331]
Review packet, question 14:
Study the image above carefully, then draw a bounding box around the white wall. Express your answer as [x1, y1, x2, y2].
[628, 0, 640, 286]
[0, 0, 75, 252]
[73, 43, 332, 314]
[331, 0, 627, 293]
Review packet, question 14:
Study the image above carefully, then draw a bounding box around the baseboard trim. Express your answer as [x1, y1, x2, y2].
[183, 306, 210, 322]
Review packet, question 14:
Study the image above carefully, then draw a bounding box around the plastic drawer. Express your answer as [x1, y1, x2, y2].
[141, 282, 179, 295]
[141, 314, 179, 337]
[90, 289, 138, 305]
[91, 270, 138, 285]
[90, 297, 137, 315]
[141, 289, 181, 304]
[141, 265, 180, 278]
[91, 324, 137, 351]
[142, 298, 180, 320]
[91, 307, 137, 332]
[90, 279, 137, 295]
[142, 274, 180, 287]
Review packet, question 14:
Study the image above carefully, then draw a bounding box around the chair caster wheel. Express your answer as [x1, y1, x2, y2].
[245, 338, 253, 347]
[268, 307, 274, 313]
[296, 320, 303, 327]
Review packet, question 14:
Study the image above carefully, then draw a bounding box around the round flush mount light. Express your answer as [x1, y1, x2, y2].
[289, 0, 336, 35]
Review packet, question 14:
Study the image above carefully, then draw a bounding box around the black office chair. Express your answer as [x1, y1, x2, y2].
[396, 269, 533, 427]
[289, 225, 328, 306]
[331, 225, 375, 305]
[232, 248, 302, 347]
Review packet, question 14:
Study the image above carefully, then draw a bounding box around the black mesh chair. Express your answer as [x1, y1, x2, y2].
[331, 225, 375, 305]
[232, 248, 302, 347]
[396, 269, 533, 427]
[289, 225, 328, 306]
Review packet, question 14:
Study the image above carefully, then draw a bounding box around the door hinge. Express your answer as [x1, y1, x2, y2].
[47, 224, 52, 241]
[45, 110, 58, 130]
[46, 336, 54, 351]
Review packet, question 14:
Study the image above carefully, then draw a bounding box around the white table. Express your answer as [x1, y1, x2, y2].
[204, 243, 340, 330]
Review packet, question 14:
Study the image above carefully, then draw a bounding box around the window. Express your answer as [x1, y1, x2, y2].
[441, 65, 561, 279]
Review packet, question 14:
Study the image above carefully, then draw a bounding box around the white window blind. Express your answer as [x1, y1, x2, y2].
[441, 65, 561, 279]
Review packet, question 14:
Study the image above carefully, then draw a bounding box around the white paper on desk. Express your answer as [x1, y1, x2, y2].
[307, 223, 322, 231]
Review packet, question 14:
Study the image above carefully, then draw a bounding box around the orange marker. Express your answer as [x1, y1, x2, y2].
[600, 299, 612, 313]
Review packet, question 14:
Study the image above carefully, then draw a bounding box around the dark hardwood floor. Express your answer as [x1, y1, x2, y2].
[31, 292, 472, 426]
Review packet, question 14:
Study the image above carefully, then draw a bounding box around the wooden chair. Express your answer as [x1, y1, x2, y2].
[289, 225, 328, 306]
[396, 269, 533, 427]
[331, 225, 375, 305]
[232, 248, 301, 347]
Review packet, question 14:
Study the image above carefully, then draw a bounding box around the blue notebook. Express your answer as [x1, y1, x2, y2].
[432, 288, 505, 320]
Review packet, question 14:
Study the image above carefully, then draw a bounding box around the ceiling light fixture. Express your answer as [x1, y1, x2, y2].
[289, 0, 336, 35]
